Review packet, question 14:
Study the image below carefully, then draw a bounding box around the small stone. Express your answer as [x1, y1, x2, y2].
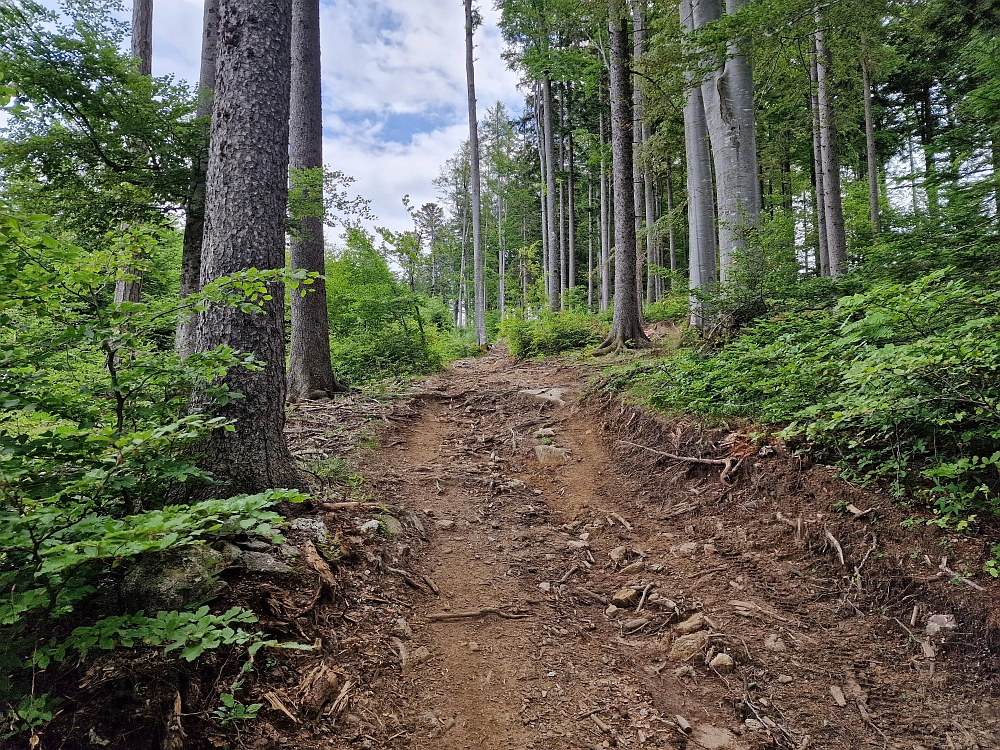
[392, 618, 413, 639]
[381, 515, 405, 536]
[623, 618, 650, 633]
[238, 551, 293, 574]
[468, 642, 481, 652]
[605, 604, 620, 618]
[434, 519, 455, 530]
[534, 444, 570, 464]
[290, 517, 329, 543]
[619, 560, 645, 575]
[703, 544, 716, 555]
[611, 588, 640, 607]
[674, 613, 707, 635]
[830, 685, 847, 707]
[674, 542, 699, 556]
[926, 613, 958, 636]
[567, 540, 589, 549]
[669, 631, 708, 662]
[538, 582, 551, 593]
[609, 546, 629, 564]
[778, 675, 794, 684]
[411, 646, 431, 666]
[709, 653, 735, 673]
[744, 719, 764, 732]
[359, 519, 380, 535]
[764, 633, 787, 652]
[534, 428, 556, 438]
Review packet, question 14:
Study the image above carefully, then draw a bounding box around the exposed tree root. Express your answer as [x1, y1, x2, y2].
[617, 439, 742, 485]
[427, 608, 531, 622]
[593, 334, 656, 356]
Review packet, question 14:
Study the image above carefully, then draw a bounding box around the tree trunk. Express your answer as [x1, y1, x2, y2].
[693, 0, 760, 285]
[815, 15, 847, 274]
[862, 55, 881, 233]
[177, 0, 221, 355]
[809, 52, 830, 276]
[631, 0, 645, 311]
[193, 0, 301, 494]
[567, 130, 576, 292]
[533, 88, 550, 304]
[643, 123, 656, 303]
[542, 77, 560, 312]
[132, 0, 153, 75]
[666, 170, 677, 277]
[558, 181, 567, 305]
[596, 0, 650, 353]
[465, 0, 487, 346]
[681, 0, 717, 329]
[599, 109, 611, 312]
[287, 0, 345, 400]
[588, 180, 594, 310]
[498, 193, 506, 318]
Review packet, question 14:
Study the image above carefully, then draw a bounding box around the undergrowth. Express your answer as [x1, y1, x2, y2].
[499, 311, 605, 358]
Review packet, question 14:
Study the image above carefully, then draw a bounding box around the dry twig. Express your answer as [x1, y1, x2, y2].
[427, 608, 531, 622]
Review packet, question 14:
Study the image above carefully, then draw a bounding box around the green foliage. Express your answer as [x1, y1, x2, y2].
[499, 311, 604, 359]
[214, 693, 264, 726]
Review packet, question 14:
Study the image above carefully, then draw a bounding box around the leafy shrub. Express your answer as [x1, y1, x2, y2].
[499, 312, 604, 359]
[330, 326, 443, 384]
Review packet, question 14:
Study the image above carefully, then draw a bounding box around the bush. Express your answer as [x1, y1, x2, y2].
[499, 312, 604, 359]
[330, 326, 443, 384]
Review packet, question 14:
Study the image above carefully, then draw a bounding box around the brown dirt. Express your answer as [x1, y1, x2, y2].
[20, 350, 1000, 749]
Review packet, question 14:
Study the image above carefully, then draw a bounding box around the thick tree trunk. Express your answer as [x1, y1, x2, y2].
[177, 0, 221, 356]
[693, 0, 760, 285]
[862, 56, 881, 233]
[815, 16, 847, 274]
[599, 109, 610, 312]
[681, 0, 717, 329]
[558, 181, 566, 304]
[533, 90, 550, 303]
[809, 53, 830, 276]
[132, 0, 153, 75]
[287, 0, 345, 400]
[666, 170, 677, 278]
[596, 0, 650, 353]
[193, 0, 301, 494]
[542, 77, 560, 312]
[631, 0, 646, 312]
[644, 124, 656, 303]
[465, 0, 487, 345]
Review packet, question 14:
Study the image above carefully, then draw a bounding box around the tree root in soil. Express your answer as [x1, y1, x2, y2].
[617, 439, 742, 484]
[427, 608, 532, 622]
[593, 334, 656, 356]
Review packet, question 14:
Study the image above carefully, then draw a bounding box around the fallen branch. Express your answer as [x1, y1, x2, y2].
[938, 558, 985, 591]
[572, 587, 608, 604]
[635, 583, 654, 614]
[427, 608, 531, 622]
[824, 527, 846, 567]
[387, 567, 429, 593]
[618, 440, 737, 484]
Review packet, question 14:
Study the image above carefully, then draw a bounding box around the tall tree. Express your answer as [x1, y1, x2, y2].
[542, 76, 560, 311]
[177, 0, 220, 355]
[193, 0, 301, 493]
[287, 0, 346, 399]
[596, 0, 650, 353]
[465, 0, 487, 345]
[815, 13, 847, 274]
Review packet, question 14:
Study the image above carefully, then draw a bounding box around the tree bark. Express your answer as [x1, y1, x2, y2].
[809, 52, 830, 276]
[599, 108, 610, 312]
[542, 76, 560, 312]
[465, 0, 487, 345]
[643, 124, 656, 303]
[287, 0, 345, 400]
[693, 0, 760, 285]
[666, 169, 677, 277]
[596, 0, 650, 353]
[815, 15, 847, 274]
[632, 0, 646, 311]
[588, 180, 594, 310]
[177, 0, 221, 356]
[862, 55, 881, 233]
[681, 0, 717, 329]
[567, 129, 576, 292]
[193, 0, 301, 494]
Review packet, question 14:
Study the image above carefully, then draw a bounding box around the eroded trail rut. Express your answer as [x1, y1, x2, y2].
[330, 351, 1000, 750]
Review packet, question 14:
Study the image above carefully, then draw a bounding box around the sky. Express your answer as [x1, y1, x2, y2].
[149, 0, 524, 234]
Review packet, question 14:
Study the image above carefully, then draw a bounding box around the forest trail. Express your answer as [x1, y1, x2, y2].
[327, 350, 1000, 750]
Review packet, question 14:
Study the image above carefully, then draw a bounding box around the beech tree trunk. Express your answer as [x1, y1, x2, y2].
[681, 0, 717, 328]
[862, 56, 881, 233]
[815, 15, 847, 274]
[534, 89, 550, 303]
[558, 181, 567, 304]
[810, 52, 830, 276]
[542, 77, 560, 312]
[287, 0, 345, 400]
[465, 0, 487, 345]
[597, 0, 650, 352]
[193, 0, 301, 494]
[588, 180, 594, 309]
[177, 0, 220, 356]
[643, 125, 656, 303]
[693, 0, 760, 285]
[567, 130, 576, 291]
[599, 109, 610, 312]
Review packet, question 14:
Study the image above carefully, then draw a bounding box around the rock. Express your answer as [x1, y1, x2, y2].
[566, 540, 589, 549]
[830, 685, 847, 707]
[434, 519, 455, 530]
[611, 588, 640, 607]
[392, 618, 413, 640]
[669, 632, 708, 662]
[620, 560, 645, 575]
[213, 541, 243, 564]
[358, 519, 381, 535]
[279, 544, 300, 558]
[534, 428, 556, 438]
[290, 518, 329, 543]
[538, 582, 551, 593]
[709, 653, 735, 673]
[674, 542, 700, 556]
[609, 546, 629, 564]
[605, 604, 620, 618]
[121, 545, 228, 612]
[468, 642, 481, 652]
[534, 444, 570, 464]
[238, 551, 293, 574]
[744, 719, 764, 732]
[623, 618, 650, 633]
[235, 539, 272, 552]
[764, 633, 787, 652]
[675, 613, 707, 635]
[518, 388, 569, 408]
[411, 646, 431, 666]
[691, 725, 748, 750]
[926, 613, 958, 636]
[381, 515, 405, 537]
[778, 674, 794, 684]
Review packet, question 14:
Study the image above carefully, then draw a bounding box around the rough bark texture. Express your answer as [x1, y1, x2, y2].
[596, 0, 650, 353]
[631, 0, 646, 310]
[643, 125, 656, 303]
[862, 57, 881, 233]
[694, 0, 760, 285]
[465, 0, 487, 345]
[287, 0, 345, 399]
[681, 0, 717, 328]
[815, 16, 847, 274]
[599, 109, 610, 312]
[131, 0, 153, 76]
[542, 77, 560, 312]
[567, 130, 576, 291]
[193, 0, 301, 494]
[177, 0, 221, 356]
[533, 89, 550, 301]
[588, 181, 594, 309]
[810, 51, 830, 276]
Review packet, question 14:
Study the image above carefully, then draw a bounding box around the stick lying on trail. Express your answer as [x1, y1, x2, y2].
[617, 440, 741, 484]
[427, 608, 532, 622]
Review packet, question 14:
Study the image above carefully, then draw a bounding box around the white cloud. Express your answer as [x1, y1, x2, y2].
[144, 0, 522, 234]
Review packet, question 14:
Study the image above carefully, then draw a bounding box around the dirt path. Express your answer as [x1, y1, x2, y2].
[344, 350, 1000, 750]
